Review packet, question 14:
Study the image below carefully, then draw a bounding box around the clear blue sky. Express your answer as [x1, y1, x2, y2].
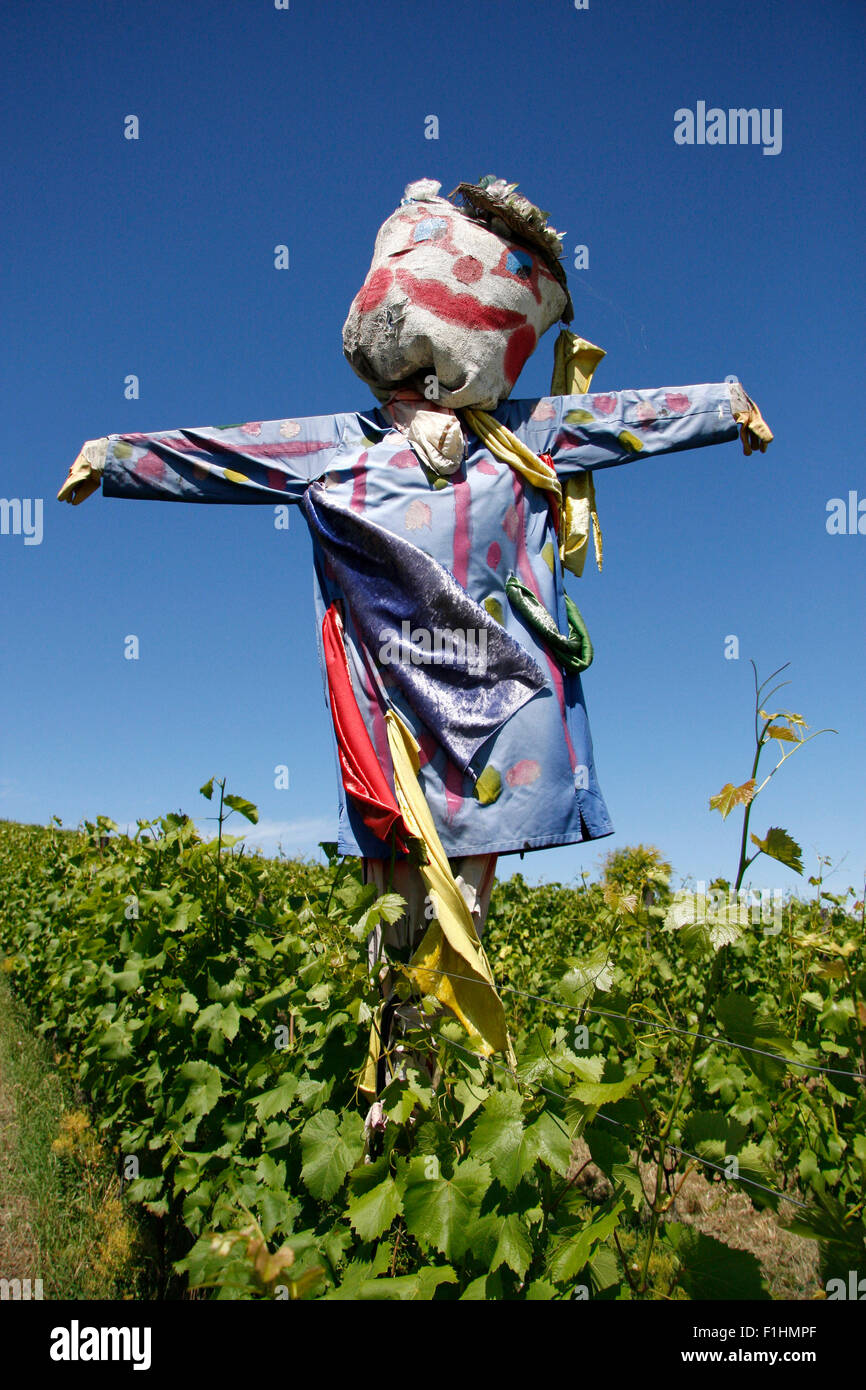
[2, 0, 863, 894]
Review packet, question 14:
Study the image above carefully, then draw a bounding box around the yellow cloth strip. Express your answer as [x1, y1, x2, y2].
[359, 1001, 385, 1098]
[385, 709, 513, 1064]
[463, 408, 562, 512]
[463, 330, 606, 577]
[561, 471, 603, 577]
[551, 330, 606, 397]
[552, 329, 605, 575]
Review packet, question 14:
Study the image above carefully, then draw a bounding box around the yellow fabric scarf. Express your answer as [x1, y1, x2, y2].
[462, 331, 605, 576]
[386, 710, 513, 1062]
[359, 710, 515, 1096]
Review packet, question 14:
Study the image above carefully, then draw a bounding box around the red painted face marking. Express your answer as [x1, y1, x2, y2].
[503, 323, 537, 385]
[357, 265, 394, 313]
[453, 255, 484, 284]
[395, 270, 527, 332]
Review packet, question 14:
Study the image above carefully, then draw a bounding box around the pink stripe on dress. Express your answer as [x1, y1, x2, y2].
[350, 451, 368, 513]
[451, 473, 471, 589]
[511, 475, 578, 770]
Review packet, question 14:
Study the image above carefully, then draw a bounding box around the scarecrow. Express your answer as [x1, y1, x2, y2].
[59, 176, 772, 1096]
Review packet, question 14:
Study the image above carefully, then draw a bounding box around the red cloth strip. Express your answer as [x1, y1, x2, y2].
[322, 603, 410, 852]
[538, 452, 561, 537]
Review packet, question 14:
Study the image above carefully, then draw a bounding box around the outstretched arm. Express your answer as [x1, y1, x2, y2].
[58, 412, 351, 506]
[494, 381, 772, 479]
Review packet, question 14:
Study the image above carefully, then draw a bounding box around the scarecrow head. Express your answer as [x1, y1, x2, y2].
[343, 177, 572, 410]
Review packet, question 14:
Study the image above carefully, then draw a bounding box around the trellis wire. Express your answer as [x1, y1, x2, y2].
[434, 1031, 811, 1212]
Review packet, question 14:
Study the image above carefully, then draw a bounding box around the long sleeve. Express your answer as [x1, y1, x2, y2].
[99, 411, 352, 504]
[493, 382, 739, 480]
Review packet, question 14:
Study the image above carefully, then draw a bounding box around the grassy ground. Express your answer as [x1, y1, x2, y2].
[0, 972, 150, 1299]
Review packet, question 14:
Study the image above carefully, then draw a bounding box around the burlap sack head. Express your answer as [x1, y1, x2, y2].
[343, 179, 571, 410]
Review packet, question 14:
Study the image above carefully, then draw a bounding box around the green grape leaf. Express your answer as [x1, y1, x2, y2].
[664, 1224, 769, 1300]
[548, 1202, 624, 1284]
[749, 827, 803, 874]
[568, 1059, 654, 1110]
[682, 1110, 748, 1160]
[714, 993, 795, 1083]
[223, 794, 259, 824]
[124, 1176, 165, 1204]
[559, 945, 614, 1006]
[373, 893, 409, 925]
[459, 1274, 493, 1301]
[611, 1163, 646, 1210]
[253, 1076, 299, 1122]
[515, 1026, 591, 1089]
[194, 1001, 241, 1047]
[178, 1061, 223, 1118]
[338, 1266, 456, 1300]
[527, 1110, 573, 1178]
[347, 1177, 402, 1242]
[401, 1156, 492, 1260]
[489, 1212, 533, 1280]
[470, 1090, 540, 1192]
[413, 1265, 459, 1300]
[300, 1109, 364, 1201]
[452, 1076, 490, 1127]
[525, 1279, 557, 1300]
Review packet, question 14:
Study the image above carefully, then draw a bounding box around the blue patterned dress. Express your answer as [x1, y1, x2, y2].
[101, 382, 739, 859]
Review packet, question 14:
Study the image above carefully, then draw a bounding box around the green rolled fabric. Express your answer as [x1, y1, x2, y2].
[505, 574, 594, 674]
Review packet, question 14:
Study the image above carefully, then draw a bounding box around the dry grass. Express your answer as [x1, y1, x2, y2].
[570, 1138, 820, 1300]
[659, 1165, 819, 1300]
